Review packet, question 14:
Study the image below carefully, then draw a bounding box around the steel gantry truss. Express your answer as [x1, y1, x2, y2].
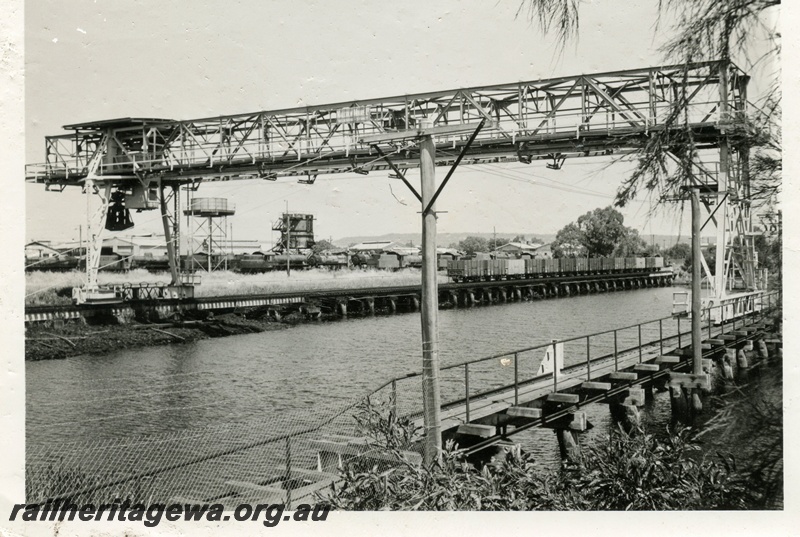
[26, 60, 761, 305]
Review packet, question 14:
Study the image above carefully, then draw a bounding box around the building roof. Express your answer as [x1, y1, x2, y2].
[349, 241, 399, 252]
[63, 117, 175, 130]
[387, 246, 420, 256]
[104, 235, 169, 247]
[25, 241, 64, 253]
[497, 241, 544, 252]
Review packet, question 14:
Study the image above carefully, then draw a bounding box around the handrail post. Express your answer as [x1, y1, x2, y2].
[613, 330, 618, 371]
[586, 336, 591, 380]
[552, 340, 559, 392]
[464, 363, 470, 422]
[722, 299, 726, 327]
[678, 316, 682, 348]
[708, 306, 712, 339]
[659, 319, 663, 355]
[638, 324, 642, 362]
[514, 352, 519, 405]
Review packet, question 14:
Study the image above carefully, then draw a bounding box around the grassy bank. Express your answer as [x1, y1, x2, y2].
[25, 269, 449, 307]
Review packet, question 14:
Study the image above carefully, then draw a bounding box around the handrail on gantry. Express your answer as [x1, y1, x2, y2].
[27, 60, 749, 185]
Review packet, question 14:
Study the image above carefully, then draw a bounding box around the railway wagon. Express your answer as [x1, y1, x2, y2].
[400, 255, 423, 269]
[237, 253, 310, 273]
[508, 259, 525, 277]
[526, 258, 544, 275]
[447, 259, 482, 280]
[26, 255, 82, 272]
[448, 256, 665, 282]
[437, 253, 460, 270]
[99, 253, 131, 271]
[308, 252, 350, 269]
[130, 255, 171, 272]
[352, 252, 402, 270]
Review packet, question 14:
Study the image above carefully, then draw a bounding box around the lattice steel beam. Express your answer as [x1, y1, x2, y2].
[26, 60, 748, 187]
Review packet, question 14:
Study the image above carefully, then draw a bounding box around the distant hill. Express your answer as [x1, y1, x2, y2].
[334, 232, 555, 248]
[333, 232, 701, 249]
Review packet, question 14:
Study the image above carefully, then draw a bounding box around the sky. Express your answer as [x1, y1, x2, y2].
[24, 0, 779, 246]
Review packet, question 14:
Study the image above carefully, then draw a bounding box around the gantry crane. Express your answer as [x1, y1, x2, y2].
[27, 60, 763, 312]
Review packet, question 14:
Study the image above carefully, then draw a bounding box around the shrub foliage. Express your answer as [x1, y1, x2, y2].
[322, 400, 755, 511]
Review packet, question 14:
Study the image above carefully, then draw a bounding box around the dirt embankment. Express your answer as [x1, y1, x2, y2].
[24, 312, 303, 361]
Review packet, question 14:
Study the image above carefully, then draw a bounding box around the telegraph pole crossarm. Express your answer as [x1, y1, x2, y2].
[371, 145, 422, 202]
[423, 119, 486, 216]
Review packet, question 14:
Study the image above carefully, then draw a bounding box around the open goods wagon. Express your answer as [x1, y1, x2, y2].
[447, 256, 663, 282]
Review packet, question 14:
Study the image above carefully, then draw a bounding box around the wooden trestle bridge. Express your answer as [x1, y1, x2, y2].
[24, 269, 672, 324]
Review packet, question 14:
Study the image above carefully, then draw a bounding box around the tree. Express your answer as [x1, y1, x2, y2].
[512, 234, 544, 245]
[682, 244, 716, 276]
[553, 206, 647, 257]
[576, 207, 627, 257]
[311, 239, 335, 254]
[613, 228, 648, 257]
[487, 237, 509, 251]
[457, 236, 489, 256]
[642, 243, 662, 257]
[665, 242, 691, 260]
[551, 223, 585, 258]
[520, 0, 780, 211]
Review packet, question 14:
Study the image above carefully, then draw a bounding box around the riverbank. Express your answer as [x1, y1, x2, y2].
[24, 268, 445, 360]
[24, 312, 291, 361]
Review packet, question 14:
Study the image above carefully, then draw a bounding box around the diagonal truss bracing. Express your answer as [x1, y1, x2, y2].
[27, 60, 748, 186]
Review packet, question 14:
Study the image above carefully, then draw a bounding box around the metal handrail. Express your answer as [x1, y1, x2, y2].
[26, 99, 732, 180]
[368, 290, 780, 418]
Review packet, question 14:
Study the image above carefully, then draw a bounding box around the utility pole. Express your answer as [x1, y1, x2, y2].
[419, 134, 442, 466]
[359, 119, 486, 467]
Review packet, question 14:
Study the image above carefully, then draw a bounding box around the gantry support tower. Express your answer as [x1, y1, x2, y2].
[26, 60, 762, 307]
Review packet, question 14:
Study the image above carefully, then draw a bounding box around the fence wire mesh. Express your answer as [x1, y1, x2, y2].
[27, 397, 368, 507]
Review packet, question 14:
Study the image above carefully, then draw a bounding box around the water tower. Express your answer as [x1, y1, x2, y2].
[184, 197, 236, 271]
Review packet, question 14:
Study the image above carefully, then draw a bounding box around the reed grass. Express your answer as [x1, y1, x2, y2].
[26, 268, 449, 306]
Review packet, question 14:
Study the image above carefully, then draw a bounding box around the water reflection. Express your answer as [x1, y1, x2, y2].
[28, 287, 677, 460]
